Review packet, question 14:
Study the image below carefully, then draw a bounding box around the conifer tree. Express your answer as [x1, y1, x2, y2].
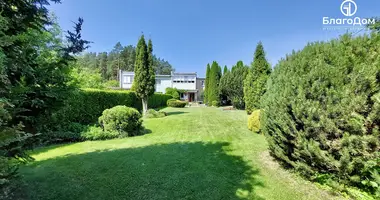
[205, 64, 211, 104]
[134, 35, 155, 115]
[208, 61, 222, 105]
[223, 65, 229, 75]
[244, 42, 271, 113]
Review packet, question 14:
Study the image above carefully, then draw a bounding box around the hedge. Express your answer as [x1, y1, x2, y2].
[43, 89, 171, 128]
[261, 34, 380, 197]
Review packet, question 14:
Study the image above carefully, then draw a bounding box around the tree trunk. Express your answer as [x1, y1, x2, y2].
[142, 97, 148, 115]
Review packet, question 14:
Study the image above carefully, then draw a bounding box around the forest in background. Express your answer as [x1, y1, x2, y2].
[72, 42, 175, 88]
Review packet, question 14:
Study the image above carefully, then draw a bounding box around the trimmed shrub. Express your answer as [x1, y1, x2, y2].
[261, 34, 380, 196]
[212, 100, 220, 107]
[248, 110, 261, 133]
[81, 126, 120, 140]
[99, 106, 142, 137]
[167, 100, 187, 108]
[165, 87, 180, 100]
[146, 109, 167, 118]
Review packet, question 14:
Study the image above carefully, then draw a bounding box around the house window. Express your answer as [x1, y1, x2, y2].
[156, 79, 161, 84]
[123, 75, 132, 84]
[202, 81, 205, 87]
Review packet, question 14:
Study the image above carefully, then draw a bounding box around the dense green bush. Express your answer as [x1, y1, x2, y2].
[261, 34, 380, 197]
[146, 109, 167, 118]
[99, 106, 142, 136]
[147, 93, 173, 109]
[165, 88, 180, 99]
[248, 110, 261, 133]
[167, 100, 187, 108]
[212, 100, 220, 107]
[80, 126, 120, 140]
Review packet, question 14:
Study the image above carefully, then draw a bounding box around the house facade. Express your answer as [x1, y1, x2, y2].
[119, 70, 205, 102]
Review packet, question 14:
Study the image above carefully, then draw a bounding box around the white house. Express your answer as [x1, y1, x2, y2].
[119, 70, 205, 102]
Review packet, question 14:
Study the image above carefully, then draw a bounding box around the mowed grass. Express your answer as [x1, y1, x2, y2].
[20, 107, 344, 200]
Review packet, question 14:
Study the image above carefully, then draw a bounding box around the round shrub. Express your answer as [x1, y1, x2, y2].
[212, 100, 220, 107]
[167, 100, 187, 108]
[146, 109, 167, 118]
[98, 106, 142, 136]
[248, 110, 261, 133]
[261, 34, 380, 196]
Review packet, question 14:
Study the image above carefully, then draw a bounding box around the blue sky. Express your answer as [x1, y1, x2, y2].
[50, 0, 379, 77]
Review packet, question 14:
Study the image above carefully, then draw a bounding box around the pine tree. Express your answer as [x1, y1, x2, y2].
[244, 42, 271, 113]
[133, 35, 155, 115]
[205, 64, 211, 104]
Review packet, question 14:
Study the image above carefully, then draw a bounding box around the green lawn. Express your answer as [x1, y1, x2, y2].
[20, 107, 344, 200]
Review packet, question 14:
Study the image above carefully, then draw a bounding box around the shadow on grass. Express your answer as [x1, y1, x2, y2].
[21, 142, 264, 200]
[166, 111, 188, 116]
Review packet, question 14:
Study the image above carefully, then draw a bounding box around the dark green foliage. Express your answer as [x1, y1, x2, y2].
[261, 34, 380, 197]
[134, 35, 155, 114]
[0, 1, 89, 197]
[99, 106, 142, 137]
[219, 61, 248, 109]
[207, 61, 222, 105]
[41, 89, 171, 128]
[205, 64, 211, 104]
[147, 93, 173, 109]
[167, 100, 187, 108]
[244, 42, 271, 114]
[39, 124, 123, 144]
[146, 109, 167, 118]
[165, 88, 180, 99]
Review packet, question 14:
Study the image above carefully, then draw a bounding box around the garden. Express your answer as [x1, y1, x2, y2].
[1, 1, 380, 200]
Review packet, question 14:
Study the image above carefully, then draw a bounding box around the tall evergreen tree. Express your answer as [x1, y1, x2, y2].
[244, 42, 271, 113]
[223, 65, 229, 75]
[205, 64, 211, 104]
[208, 61, 222, 105]
[134, 35, 155, 115]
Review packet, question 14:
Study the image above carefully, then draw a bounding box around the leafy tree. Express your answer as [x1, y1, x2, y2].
[204, 64, 211, 104]
[261, 34, 380, 197]
[219, 61, 248, 109]
[244, 42, 271, 114]
[133, 35, 155, 115]
[207, 61, 222, 105]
